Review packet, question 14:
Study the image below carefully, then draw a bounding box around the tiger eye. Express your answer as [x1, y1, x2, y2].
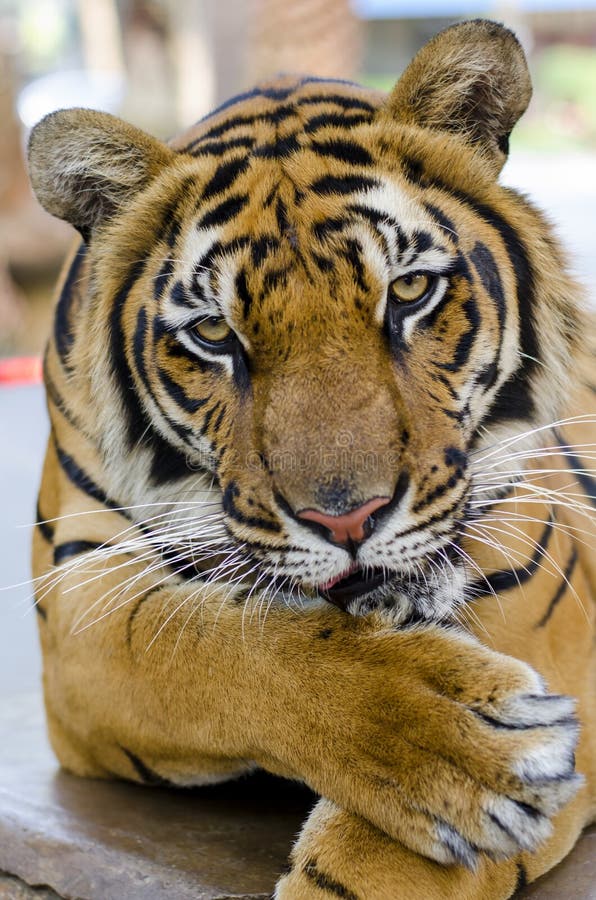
[389, 273, 430, 303]
[193, 317, 233, 344]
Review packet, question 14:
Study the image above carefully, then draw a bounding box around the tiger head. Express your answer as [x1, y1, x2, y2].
[28, 21, 582, 622]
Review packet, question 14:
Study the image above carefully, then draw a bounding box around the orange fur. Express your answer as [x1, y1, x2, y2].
[28, 20, 594, 899]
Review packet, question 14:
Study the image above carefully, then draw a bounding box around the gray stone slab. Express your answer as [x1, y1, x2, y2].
[0, 693, 310, 900]
[0, 384, 48, 700]
[0, 873, 61, 899]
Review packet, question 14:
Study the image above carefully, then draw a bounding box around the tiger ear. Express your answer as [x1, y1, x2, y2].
[386, 20, 531, 173]
[28, 108, 175, 239]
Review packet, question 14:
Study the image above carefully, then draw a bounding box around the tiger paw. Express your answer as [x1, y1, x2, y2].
[275, 798, 529, 900]
[262, 623, 582, 868]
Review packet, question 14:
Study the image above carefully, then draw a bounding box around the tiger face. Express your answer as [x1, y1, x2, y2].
[28, 21, 581, 622]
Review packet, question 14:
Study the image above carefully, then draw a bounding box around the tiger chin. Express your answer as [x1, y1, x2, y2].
[28, 19, 595, 900]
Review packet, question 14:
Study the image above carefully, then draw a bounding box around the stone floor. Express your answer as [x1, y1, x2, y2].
[0, 874, 61, 899]
[0, 693, 594, 900]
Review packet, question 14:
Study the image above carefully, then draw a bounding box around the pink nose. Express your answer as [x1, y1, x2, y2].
[298, 496, 391, 545]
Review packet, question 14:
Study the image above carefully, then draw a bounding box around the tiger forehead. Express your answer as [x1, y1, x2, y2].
[175, 76, 383, 157]
[174, 176, 451, 328]
[160, 79, 456, 331]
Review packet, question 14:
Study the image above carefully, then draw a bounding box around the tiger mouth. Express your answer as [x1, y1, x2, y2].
[318, 566, 391, 608]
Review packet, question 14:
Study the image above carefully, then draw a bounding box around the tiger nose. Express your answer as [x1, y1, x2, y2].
[297, 496, 391, 546]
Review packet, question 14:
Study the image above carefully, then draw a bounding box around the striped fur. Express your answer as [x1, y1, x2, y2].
[28, 21, 594, 899]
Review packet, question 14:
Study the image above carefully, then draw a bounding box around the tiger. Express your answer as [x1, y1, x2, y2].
[26, 19, 595, 900]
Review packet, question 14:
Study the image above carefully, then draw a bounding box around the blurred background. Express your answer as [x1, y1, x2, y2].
[0, 1, 595, 697]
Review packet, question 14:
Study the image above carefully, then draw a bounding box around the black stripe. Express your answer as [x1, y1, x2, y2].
[302, 858, 359, 900]
[169, 280, 194, 308]
[554, 430, 596, 508]
[258, 85, 296, 100]
[198, 193, 249, 229]
[411, 230, 432, 254]
[412, 471, 465, 514]
[304, 112, 371, 133]
[401, 155, 425, 184]
[109, 257, 150, 448]
[159, 544, 206, 580]
[232, 348, 251, 395]
[133, 306, 150, 391]
[135, 309, 196, 442]
[261, 267, 288, 296]
[535, 546, 578, 628]
[53, 539, 104, 565]
[313, 217, 346, 241]
[514, 861, 528, 894]
[462, 200, 537, 427]
[223, 481, 281, 532]
[346, 203, 408, 255]
[192, 86, 286, 129]
[153, 258, 174, 301]
[484, 369, 535, 426]
[155, 178, 195, 248]
[200, 401, 220, 436]
[310, 174, 377, 196]
[236, 268, 252, 317]
[396, 493, 464, 539]
[194, 236, 251, 276]
[149, 432, 194, 485]
[44, 368, 81, 429]
[200, 105, 298, 142]
[250, 234, 280, 267]
[36, 503, 54, 542]
[436, 298, 480, 373]
[132, 309, 199, 481]
[201, 156, 249, 201]
[469, 516, 554, 597]
[185, 81, 365, 138]
[312, 253, 334, 272]
[35, 602, 47, 620]
[275, 198, 290, 235]
[423, 202, 459, 245]
[157, 366, 208, 414]
[53, 244, 86, 371]
[55, 442, 130, 517]
[212, 404, 227, 434]
[121, 748, 176, 788]
[309, 138, 374, 167]
[299, 92, 375, 112]
[189, 135, 255, 156]
[469, 241, 505, 336]
[253, 134, 300, 159]
[476, 709, 575, 731]
[402, 162, 539, 427]
[344, 238, 367, 293]
[433, 371, 459, 401]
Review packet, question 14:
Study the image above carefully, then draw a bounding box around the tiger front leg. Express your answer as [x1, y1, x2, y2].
[41, 553, 580, 867]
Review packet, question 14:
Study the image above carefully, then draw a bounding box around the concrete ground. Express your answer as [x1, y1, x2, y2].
[0, 383, 47, 699]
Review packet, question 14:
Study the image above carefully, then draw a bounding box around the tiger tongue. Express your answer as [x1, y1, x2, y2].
[318, 563, 360, 593]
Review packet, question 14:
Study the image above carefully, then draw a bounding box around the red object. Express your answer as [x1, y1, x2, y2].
[0, 356, 43, 385]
